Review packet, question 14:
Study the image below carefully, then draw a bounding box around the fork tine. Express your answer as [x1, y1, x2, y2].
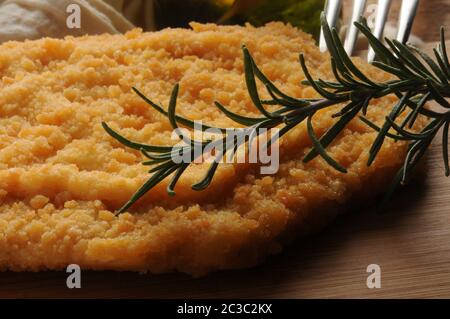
[367, 0, 392, 63]
[396, 0, 420, 44]
[319, 0, 343, 52]
[344, 0, 367, 55]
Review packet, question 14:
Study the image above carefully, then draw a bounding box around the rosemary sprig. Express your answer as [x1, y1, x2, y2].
[103, 13, 450, 214]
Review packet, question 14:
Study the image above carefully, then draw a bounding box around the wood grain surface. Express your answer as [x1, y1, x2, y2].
[1, 0, 450, 299]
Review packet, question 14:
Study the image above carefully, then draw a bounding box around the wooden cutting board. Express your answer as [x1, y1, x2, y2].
[1, 0, 450, 299]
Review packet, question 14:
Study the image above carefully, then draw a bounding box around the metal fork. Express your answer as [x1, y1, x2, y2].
[319, 0, 420, 62]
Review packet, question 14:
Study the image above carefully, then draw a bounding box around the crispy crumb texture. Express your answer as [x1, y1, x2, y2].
[0, 23, 425, 276]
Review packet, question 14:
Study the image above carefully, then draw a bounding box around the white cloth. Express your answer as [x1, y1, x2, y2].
[0, 0, 149, 43]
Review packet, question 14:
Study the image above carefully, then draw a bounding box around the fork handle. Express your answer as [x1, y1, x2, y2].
[396, 0, 420, 44]
[344, 0, 368, 55]
[320, 0, 343, 52]
[368, 0, 392, 62]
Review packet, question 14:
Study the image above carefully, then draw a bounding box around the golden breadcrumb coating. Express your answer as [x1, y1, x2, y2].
[0, 22, 426, 276]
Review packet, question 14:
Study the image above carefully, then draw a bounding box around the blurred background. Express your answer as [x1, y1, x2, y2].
[112, 0, 449, 43]
[0, 0, 447, 45]
[151, 0, 324, 38]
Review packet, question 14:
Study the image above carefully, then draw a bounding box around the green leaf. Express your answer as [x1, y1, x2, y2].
[409, 45, 449, 84]
[329, 58, 356, 88]
[168, 83, 180, 129]
[427, 80, 450, 108]
[320, 12, 346, 73]
[358, 116, 410, 140]
[149, 160, 175, 174]
[116, 165, 178, 214]
[102, 122, 174, 153]
[401, 140, 424, 182]
[387, 40, 437, 81]
[214, 101, 265, 126]
[403, 93, 430, 129]
[439, 27, 450, 75]
[265, 85, 311, 108]
[372, 61, 407, 79]
[304, 101, 363, 162]
[443, 121, 450, 176]
[330, 28, 380, 87]
[192, 161, 220, 191]
[299, 53, 340, 100]
[433, 48, 450, 79]
[133, 87, 227, 132]
[384, 116, 438, 140]
[305, 114, 347, 173]
[355, 20, 404, 70]
[242, 46, 281, 119]
[368, 92, 411, 166]
[167, 164, 189, 196]
[249, 53, 311, 106]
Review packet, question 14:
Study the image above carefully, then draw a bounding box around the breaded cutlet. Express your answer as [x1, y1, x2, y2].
[0, 22, 427, 276]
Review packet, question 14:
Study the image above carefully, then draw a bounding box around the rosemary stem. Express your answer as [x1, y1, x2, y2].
[103, 17, 450, 214]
